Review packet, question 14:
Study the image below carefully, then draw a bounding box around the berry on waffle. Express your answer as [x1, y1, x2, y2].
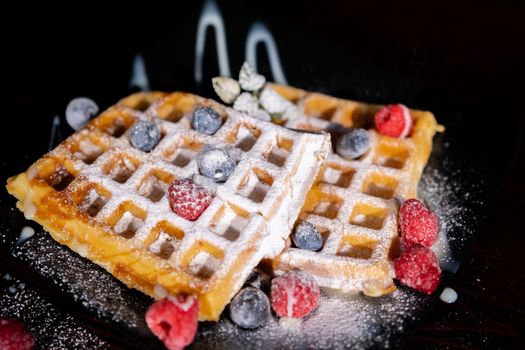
[268, 84, 444, 296]
[5, 91, 330, 321]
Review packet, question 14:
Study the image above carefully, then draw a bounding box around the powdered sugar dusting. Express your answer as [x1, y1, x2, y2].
[3, 151, 483, 348]
[2, 88, 486, 348]
[191, 151, 480, 348]
[278, 317, 302, 330]
[0, 274, 107, 349]
[194, 289, 429, 349]
[10, 231, 152, 337]
[419, 159, 481, 271]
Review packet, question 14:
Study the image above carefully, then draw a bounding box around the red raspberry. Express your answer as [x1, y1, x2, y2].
[394, 245, 441, 294]
[399, 198, 439, 248]
[271, 270, 320, 318]
[374, 104, 412, 138]
[168, 179, 213, 221]
[0, 318, 35, 350]
[145, 295, 199, 350]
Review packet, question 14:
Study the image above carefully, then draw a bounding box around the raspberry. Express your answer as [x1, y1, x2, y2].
[394, 245, 441, 294]
[270, 270, 320, 318]
[168, 179, 213, 221]
[374, 104, 412, 138]
[145, 295, 199, 350]
[0, 318, 35, 350]
[399, 198, 439, 248]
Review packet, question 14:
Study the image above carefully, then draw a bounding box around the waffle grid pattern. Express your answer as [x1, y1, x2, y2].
[7, 91, 330, 320]
[269, 84, 441, 295]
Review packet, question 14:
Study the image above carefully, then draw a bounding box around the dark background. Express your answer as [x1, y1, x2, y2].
[1, 0, 524, 348]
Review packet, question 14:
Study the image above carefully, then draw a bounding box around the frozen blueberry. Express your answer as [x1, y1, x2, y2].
[336, 128, 370, 159]
[229, 287, 270, 329]
[293, 221, 323, 251]
[196, 147, 236, 182]
[191, 107, 222, 135]
[129, 120, 161, 152]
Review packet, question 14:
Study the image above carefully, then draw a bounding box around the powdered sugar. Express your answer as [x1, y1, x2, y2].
[212, 76, 241, 104]
[419, 162, 480, 271]
[0, 274, 107, 349]
[233, 92, 259, 115]
[2, 157, 480, 348]
[238, 62, 266, 92]
[194, 289, 430, 349]
[2, 85, 485, 348]
[9, 231, 152, 337]
[259, 88, 293, 115]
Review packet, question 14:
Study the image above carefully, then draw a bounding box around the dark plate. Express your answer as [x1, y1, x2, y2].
[0, 1, 519, 349]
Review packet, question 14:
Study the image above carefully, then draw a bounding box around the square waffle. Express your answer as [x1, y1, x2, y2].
[6, 91, 330, 320]
[267, 84, 443, 296]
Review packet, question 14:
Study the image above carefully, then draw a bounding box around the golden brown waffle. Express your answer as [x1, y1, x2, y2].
[6, 91, 330, 320]
[268, 84, 443, 296]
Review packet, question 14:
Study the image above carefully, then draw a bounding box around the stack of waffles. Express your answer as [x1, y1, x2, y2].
[6, 83, 441, 322]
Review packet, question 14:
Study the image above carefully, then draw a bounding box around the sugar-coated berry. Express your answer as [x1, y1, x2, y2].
[394, 245, 441, 295]
[65, 97, 99, 131]
[399, 198, 439, 248]
[191, 107, 222, 135]
[145, 295, 198, 350]
[168, 179, 213, 221]
[0, 317, 35, 350]
[374, 104, 412, 138]
[271, 270, 320, 318]
[129, 120, 161, 152]
[336, 128, 370, 159]
[293, 221, 323, 251]
[196, 147, 236, 182]
[229, 287, 271, 329]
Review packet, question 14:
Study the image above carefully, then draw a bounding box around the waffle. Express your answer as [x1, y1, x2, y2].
[267, 84, 443, 296]
[6, 91, 330, 321]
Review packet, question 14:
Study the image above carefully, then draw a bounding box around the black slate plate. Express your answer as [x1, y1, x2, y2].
[0, 1, 519, 349]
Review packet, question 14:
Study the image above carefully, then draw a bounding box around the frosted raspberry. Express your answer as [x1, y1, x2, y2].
[145, 295, 199, 350]
[374, 104, 412, 138]
[271, 270, 320, 318]
[399, 198, 439, 248]
[168, 179, 213, 221]
[0, 317, 35, 350]
[394, 245, 441, 294]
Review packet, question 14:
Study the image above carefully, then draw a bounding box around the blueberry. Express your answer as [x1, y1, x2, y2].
[191, 107, 222, 135]
[196, 147, 236, 182]
[229, 287, 270, 329]
[336, 128, 370, 159]
[129, 120, 161, 152]
[293, 221, 323, 251]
